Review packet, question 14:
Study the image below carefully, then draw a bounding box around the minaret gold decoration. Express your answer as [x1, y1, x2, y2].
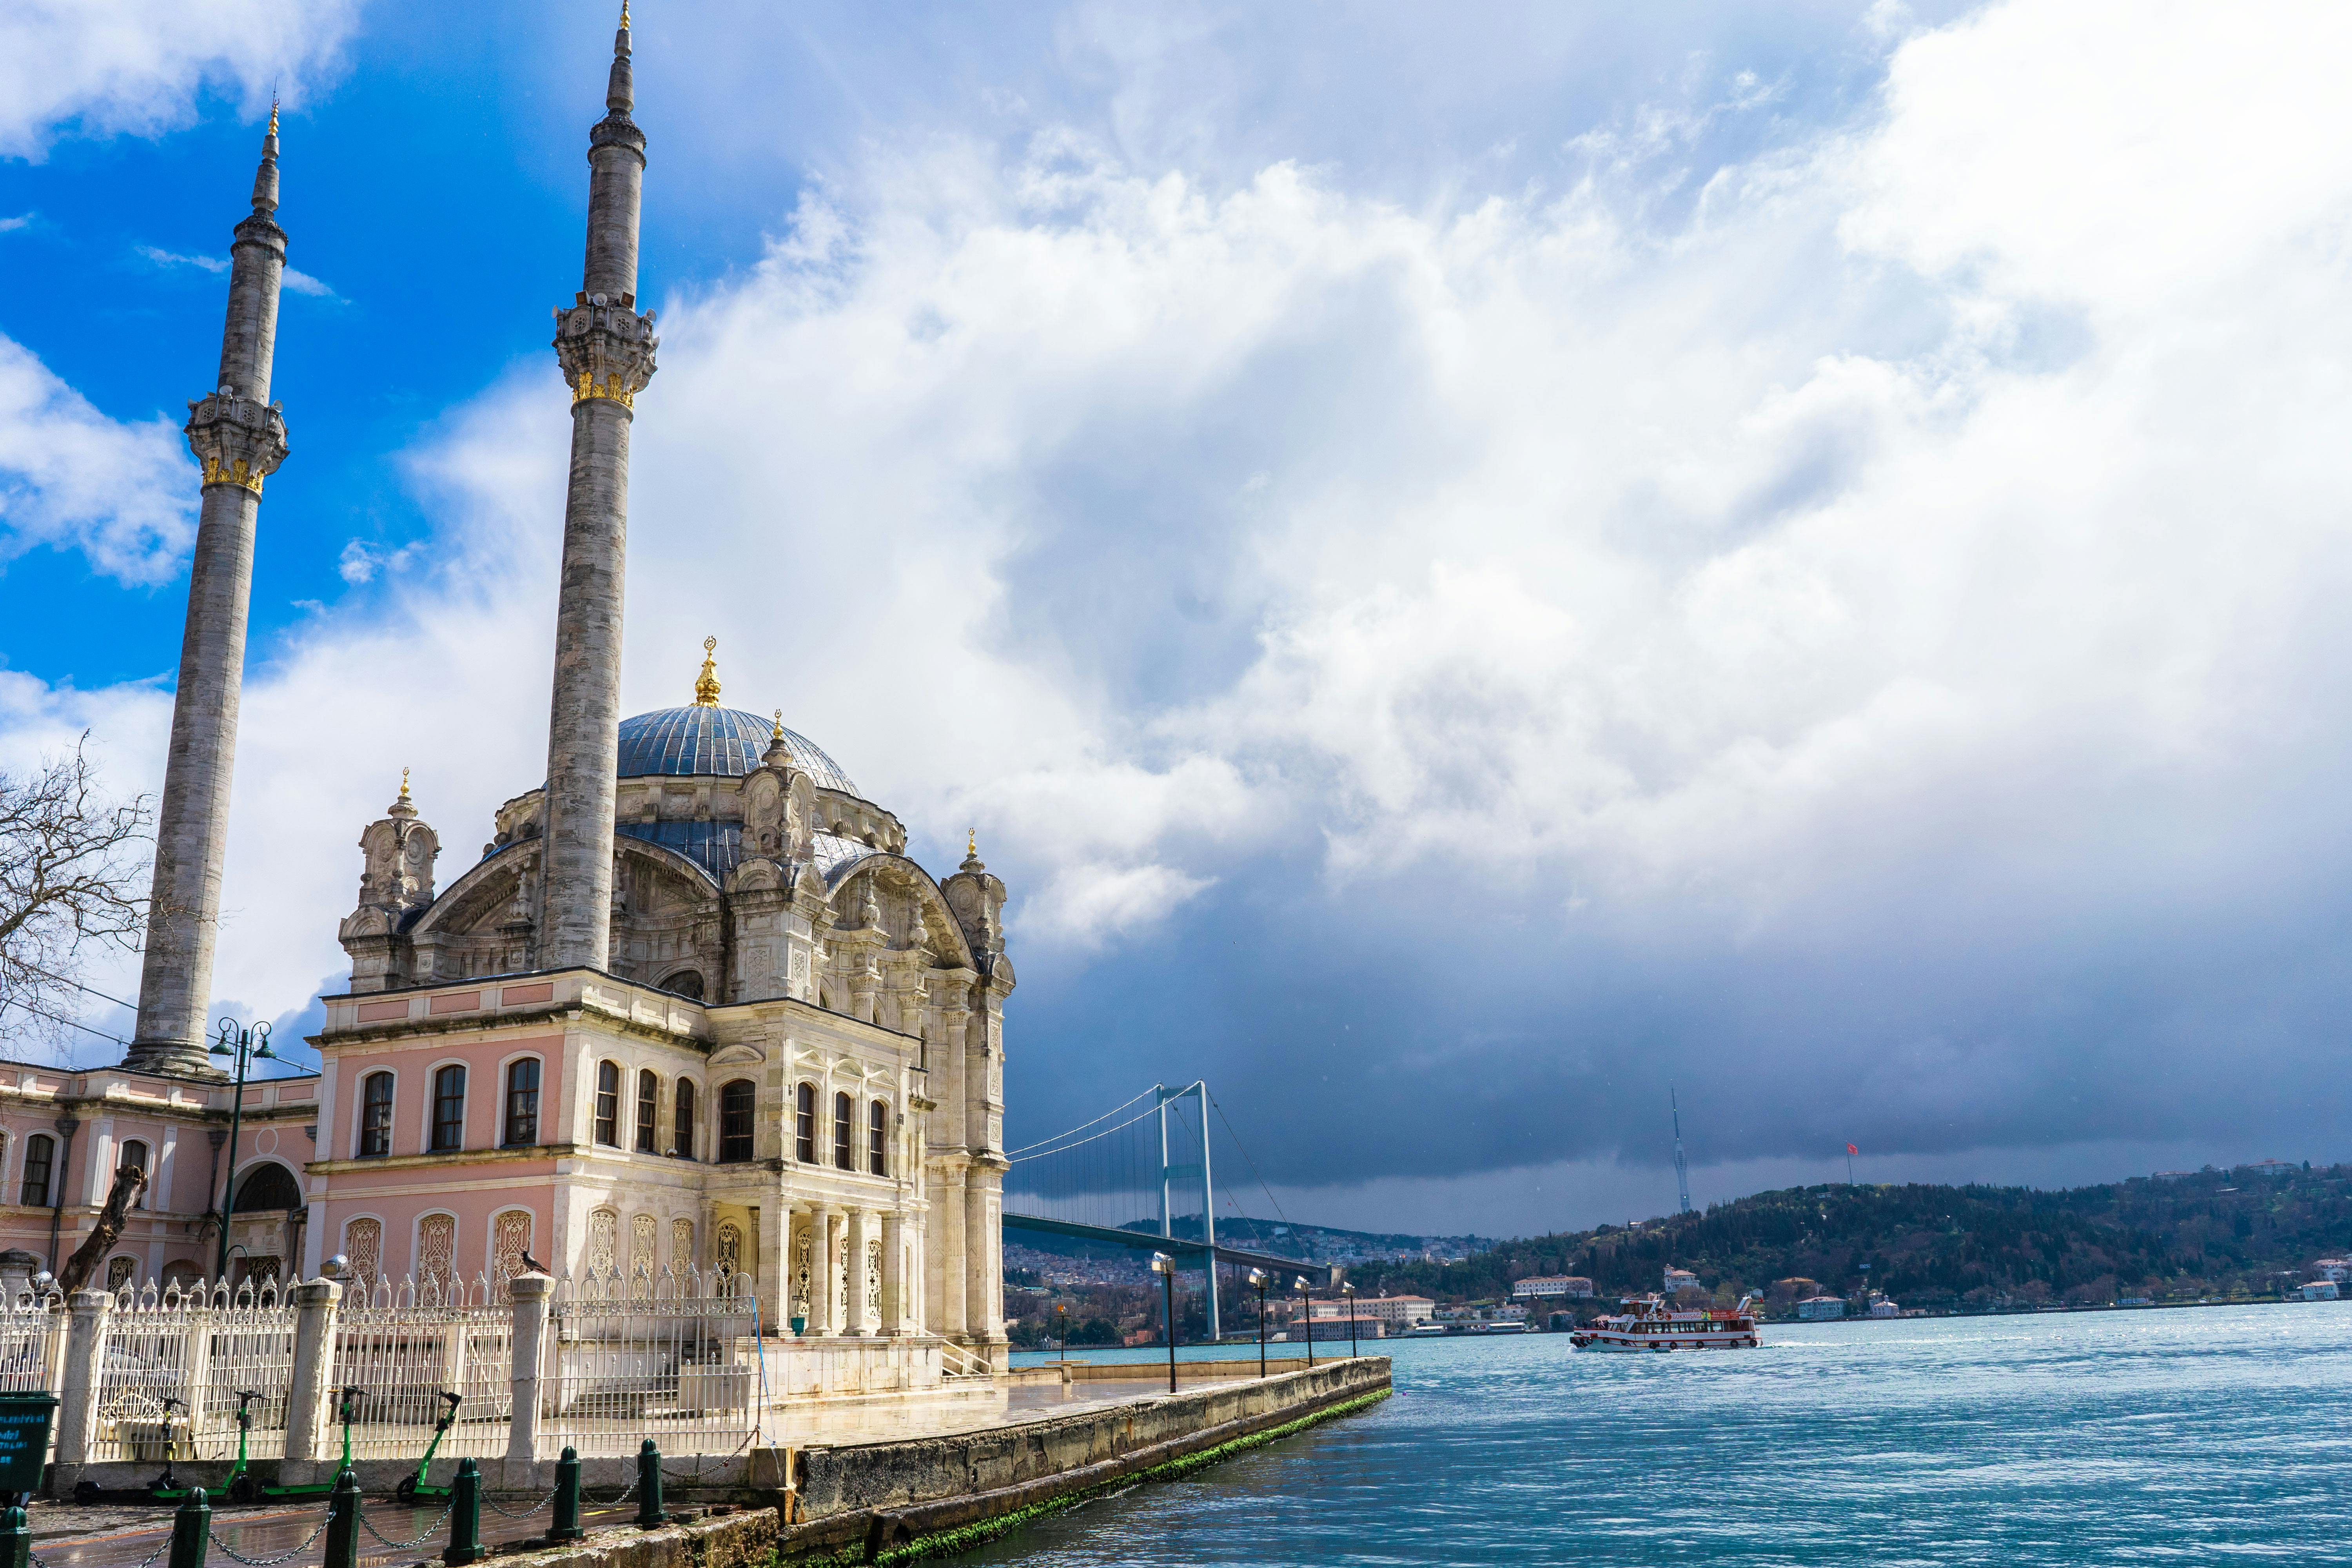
[692, 636, 721, 706]
[127, 110, 292, 1078]
[539, 4, 657, 973]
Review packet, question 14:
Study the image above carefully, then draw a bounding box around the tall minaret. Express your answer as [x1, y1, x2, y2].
[126, 109, 292, 1078]
[540, 3, 658, 972]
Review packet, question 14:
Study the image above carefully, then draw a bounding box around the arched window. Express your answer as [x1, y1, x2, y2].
[659, 969, 704, 1001]
[673, 1081, 696, 1160]
[868, 1101, 887, 1176]
[594, 1061, 621, 1147]
[794, 1084, 816, 1163]
[430, 1065, 466, 1152]
[503, 1058, 541, 1147]
[719, 1080, 756, 1163]
[20, 1135, 54, 1208]
[234, 1162, 301, 1210]
[118, 1140, 150, 1209]
[635, 1070, 659, 1153]
[832, 1092, 853, 1170]
[358, 1072, 394, 1158]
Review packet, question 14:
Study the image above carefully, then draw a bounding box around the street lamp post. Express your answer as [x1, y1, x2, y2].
[1151, 1252, 1176, 1394]
[1248, 1269, 1269, 1378]
[1055, 1301, 1068, 1360]
[210, 1018, 275, 1283]
[1296, 1276, 1314, 1369]
[1343, 1281, 1358, 1359]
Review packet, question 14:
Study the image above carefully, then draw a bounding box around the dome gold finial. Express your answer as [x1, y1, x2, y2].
[693, 636, 721, 707]
[772, 708, 785, 741]
[967, 828, 976, 857]
[399, 767, 411, 802]
[267, 99, 279, 137]
[619, 0, 630, 28]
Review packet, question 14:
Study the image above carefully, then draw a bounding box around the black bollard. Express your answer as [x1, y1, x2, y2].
[634, 1438, 666, 1530]
[166, 1488, 209, 1568]
[0, 1503, 29, 1568]
[548, 1446, 583, 1543]
[323, 1469, 359, 1568]
[445, 1458, 483, 1566]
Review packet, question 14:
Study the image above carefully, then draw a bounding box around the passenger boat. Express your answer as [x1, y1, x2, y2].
[1570, 1294, 1760, 1351]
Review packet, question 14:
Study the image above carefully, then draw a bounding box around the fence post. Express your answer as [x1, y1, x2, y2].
[505, 1273, 552, 1470]
[548, 1446, 582, 1543]
[323, 1468, 359, 1568]
[53, 1288, 111, 1470]
[634, 1439, 665, 1530]
[0, 1503, 28, 1568]
[284, 1276, 343, 1477]
[167, 1487, 209, 1568]
[445, 1458, 483, 1566]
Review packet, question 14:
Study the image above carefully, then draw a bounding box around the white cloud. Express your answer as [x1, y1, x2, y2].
[135, 244, 227, 274]
[0, 0, 359, 160]
[281, 267, 337, 299]
[0, 334, 197, 583]
[0, 214, 32, 233]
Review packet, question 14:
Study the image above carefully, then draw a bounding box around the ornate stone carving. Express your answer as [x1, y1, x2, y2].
[184, 390, 288, 493]
[553, 296, 658, 408]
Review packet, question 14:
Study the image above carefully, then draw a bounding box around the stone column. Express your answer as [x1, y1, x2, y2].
[505, 1273, 553, 1468]
[938, 1163, 967, 1339]
[878, 1212, 905, 1336]
[128, 117, 290, 1077]
[538, 10, 658, 973]
[809, 1205, 836, 1336]
[840, 1209, 866, 1335]
[283, 1276, 342, 1474]
[964, 1175, 995, 1341]
[54, 1289, 111, 1470]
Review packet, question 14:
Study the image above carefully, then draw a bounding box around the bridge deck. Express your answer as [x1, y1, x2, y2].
[1002, 1211, 1335, 1282]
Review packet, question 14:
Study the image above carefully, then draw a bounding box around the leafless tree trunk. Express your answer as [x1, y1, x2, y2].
[0, 733, 153, 1053]
[58, 1163, 150, 1296]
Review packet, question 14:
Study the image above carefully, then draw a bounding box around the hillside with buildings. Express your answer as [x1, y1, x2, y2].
[1341, 1163, 2352, 1314]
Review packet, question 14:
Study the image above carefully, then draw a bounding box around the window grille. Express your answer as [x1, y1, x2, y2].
[719, 1081, 755, 1162]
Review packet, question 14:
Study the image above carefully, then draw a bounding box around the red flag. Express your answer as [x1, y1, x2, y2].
[1846, 1143, 1858, 1156]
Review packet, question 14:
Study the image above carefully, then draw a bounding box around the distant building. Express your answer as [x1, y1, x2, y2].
[1345, 1295, 1437, 1326]
[2313, 1259, 2351, 1283]
[1512, 1276, 1595, 1301]
[2301, 1281, 2341, 1301]
[1281, 1317, 1384, 1342]
[1868, 1299, 1901, 1318]
[1797, 1296, 1846, 1321]
[1663, 1267, 1700, 1295]
[2239, 1159, 2298, 1179]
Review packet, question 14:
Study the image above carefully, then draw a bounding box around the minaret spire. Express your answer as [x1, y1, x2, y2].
[539, 7, 658, 973]
[126, 110, 293, 1077]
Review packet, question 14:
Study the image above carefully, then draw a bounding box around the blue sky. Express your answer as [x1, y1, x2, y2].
[7, 0, 2352, 1235]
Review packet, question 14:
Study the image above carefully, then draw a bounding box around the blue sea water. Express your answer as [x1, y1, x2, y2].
[979, 1305, 2352, 1564]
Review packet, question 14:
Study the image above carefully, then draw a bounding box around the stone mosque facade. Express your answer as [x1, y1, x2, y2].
[0, 7, 1011, 1382]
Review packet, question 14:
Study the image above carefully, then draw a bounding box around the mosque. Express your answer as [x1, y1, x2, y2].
[0, 7, 1010, 1379]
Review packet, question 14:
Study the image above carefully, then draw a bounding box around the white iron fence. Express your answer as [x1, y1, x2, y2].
[540, 1267, 760, 1458]
[91, 1278, 299, 1463]
[330, 1273, 513, 1461]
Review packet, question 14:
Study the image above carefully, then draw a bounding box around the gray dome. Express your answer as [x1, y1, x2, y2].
[614, 706, 858, 794]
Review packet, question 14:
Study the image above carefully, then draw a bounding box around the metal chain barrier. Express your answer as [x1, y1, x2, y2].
[354, 1496, 455, 1550]
[34, 1543, 167, 1568]
[208, 1508, 333, 1568]
[582, 1475, 637, 1508]
[481, 1481, 560, 1521]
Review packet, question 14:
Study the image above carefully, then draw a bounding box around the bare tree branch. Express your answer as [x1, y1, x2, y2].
[0, 733, 153, 1055]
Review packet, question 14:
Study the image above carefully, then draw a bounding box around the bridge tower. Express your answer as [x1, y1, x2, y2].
[1157, 1081, 1220, 1342]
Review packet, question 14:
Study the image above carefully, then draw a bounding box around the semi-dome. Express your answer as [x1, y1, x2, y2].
[615, 705, 858, 794]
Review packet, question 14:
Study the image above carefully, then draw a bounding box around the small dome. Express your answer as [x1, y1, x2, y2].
[615, 706, 858, 794]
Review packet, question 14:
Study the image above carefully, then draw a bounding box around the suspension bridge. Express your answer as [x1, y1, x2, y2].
[1000, 1082, 1335, 1342]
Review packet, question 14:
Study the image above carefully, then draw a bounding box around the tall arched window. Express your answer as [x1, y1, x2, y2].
[868, 1101, 887, 1176]
[234, 1163, 301, 1210]
[719, 1080, 756, 1163]
[794, 1084, 816, 1163]
[20, 1134, 54, 1207]
[358, 1072, 394, 1158]
[593, 1061, 621, 1147]
[832, 1092, 853, 1170]
[635, 1070, 659, 1153]
[503, 1058, 541, 1147]
[430, 1065, 466, 1152]
[118, 1140, 150, 1209]
[673, 1081, 696, 1159]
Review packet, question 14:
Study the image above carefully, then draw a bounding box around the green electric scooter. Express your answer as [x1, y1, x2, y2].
[393, 1392, 465, 1502]
[71, 1397, 194, 1503]
[151, 1390, 266, 1504]
[256, 1385, 366, 1500]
